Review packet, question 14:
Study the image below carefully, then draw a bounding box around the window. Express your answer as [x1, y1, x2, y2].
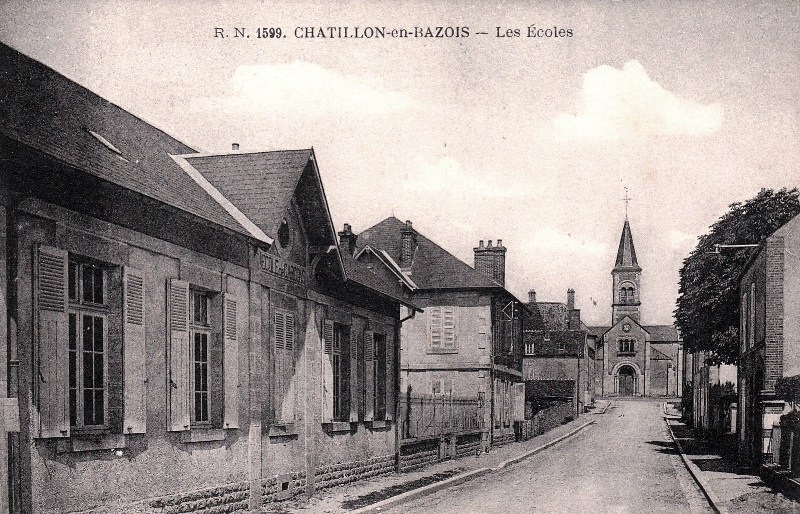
[525, 339, 535, 355]
[620, 286, 635, 304]
[429, 306, 456, 352]
[374, 333, 387, 419]
[749, 282, 756, 346]
[741, 292, 748, 348]
[274, 309, 296, 423]
[68, 258, 109, 430]
[190, 290, 211, 424]
[618, 338, 635, 354]
[332, 323, 350, 421]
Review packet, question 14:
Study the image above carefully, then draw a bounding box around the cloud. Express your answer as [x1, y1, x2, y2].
[554, 60, 723, 141]
[190, 61, 414, 117]
[667, 229, 698, 251]
[403, 156, 523, 199]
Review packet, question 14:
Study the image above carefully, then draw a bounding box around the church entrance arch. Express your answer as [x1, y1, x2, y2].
[618, 365, 636, 396]
[612, 362, 640, 396]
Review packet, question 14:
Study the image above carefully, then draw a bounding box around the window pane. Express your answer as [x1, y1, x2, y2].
[93, 267, 104, 304]
[68, 262, 78, 301]
[93, 351, 103, 386]
[84, 388, 94, 426]
[82, 265, 94, 303]
[94, 317, 104, 352]
[83, 352, 93, 388]
[94, 389, 104, 425]
[83, 315, 94, 351]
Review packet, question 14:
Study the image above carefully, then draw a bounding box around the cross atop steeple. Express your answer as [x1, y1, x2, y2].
[622, 187, 632, 220]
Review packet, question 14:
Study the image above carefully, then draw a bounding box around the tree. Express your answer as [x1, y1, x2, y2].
[675, 188, 800, 364]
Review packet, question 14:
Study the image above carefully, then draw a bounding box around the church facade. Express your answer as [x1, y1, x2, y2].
[589, 219, 683, 397]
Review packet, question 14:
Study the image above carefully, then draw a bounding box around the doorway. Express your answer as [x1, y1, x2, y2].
[618, 365, 636, 396]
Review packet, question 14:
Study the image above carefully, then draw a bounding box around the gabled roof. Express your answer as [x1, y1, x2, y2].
[586, 326, 610, 338]
[614, 219, 641, 271]
[0, 42, 255, 239]
[530, 302, 569, 331]
[644, 325, 681, 342]
[340, 251, 419, 310]
[183, 149, 312, 238]
[355, 245, 418, 290]
[357, 217, 502, 290]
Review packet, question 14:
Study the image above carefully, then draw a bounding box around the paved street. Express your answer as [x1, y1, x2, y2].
[387, 400, 713, 514]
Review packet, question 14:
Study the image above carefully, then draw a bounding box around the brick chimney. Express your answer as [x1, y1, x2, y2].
[473, 239, 507, 287]
[528, 289, 537, 304]
[400, 220, 416, 267]
[338, 223, 357, 256]
[567, 288, 581, 330]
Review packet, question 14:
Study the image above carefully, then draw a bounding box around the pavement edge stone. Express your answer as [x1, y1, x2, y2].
[351, 419, 596, 513]
[665, 418, 730, 514]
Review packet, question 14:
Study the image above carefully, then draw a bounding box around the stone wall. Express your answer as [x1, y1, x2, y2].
[315, 455, 395, 490]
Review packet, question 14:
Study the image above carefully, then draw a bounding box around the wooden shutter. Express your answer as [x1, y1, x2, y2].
[429, 307, 442, 349]
[349, 327, 359, 422]
[385, 331, 394, 421]
[274, 310, 296, 423]
[167, 279, 190, 431]
[223, 294, 239, 429]
[364, 331, 375, 421]
[443, 307, 456, 349]
[123, 267, 147, 434]
[321, 319, 334, 423]
[35, 245, 69, 438]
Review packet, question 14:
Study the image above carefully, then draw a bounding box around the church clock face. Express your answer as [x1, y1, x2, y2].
[623, 323, 631, 333]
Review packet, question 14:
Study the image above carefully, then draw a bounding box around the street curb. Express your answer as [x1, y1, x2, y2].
[664, 419, 730, 514]
[494, 419, 595, 470]
[349, 467, 493, 514]
[351, 419, 596, 513]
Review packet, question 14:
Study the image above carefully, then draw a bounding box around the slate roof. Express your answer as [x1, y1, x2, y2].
[651, 346, 674, 361]
[530, 302, 569, 331]
[185, 150, 312, 238]
[643, 325, 681, 342]
[340, 251, 417, 308]
[586, 326, 610, 338]
[0, 42, 252, 237]
[614, 219, 641, 271]
[524, 330, 585, 357]
[356, 217, 502, 290]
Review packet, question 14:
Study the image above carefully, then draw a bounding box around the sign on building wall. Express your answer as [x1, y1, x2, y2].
[258, 250, 306, 286]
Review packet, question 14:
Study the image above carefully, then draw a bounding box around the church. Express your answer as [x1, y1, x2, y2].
[588, 217, 683, 397]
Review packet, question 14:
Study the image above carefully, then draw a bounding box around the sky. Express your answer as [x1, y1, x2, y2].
[1, 0, 798, 326]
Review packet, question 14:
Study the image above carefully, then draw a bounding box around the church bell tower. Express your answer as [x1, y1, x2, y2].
[611, 218, 642, 325]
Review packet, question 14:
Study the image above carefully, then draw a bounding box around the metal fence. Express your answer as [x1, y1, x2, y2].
[399, 394, 486, 441]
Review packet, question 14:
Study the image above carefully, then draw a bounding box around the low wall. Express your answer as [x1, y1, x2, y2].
[315, 454, 395, 490]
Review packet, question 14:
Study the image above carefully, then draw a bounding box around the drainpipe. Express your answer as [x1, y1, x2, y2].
[394, 305, 418, 472]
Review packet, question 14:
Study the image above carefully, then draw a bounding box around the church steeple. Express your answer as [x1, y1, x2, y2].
[611, 217, 642, 325]
[614, 220, 641, 272]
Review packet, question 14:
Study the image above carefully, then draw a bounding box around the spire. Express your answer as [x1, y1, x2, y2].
[614, 219, 641, 271]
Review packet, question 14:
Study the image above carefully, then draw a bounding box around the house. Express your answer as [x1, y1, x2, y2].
[738, 213, 800, 467]
[0, 42, 418, 514]
[355, 220, 526, 452]
[589, 217, 683, 397]
[523, 289, 594, 417]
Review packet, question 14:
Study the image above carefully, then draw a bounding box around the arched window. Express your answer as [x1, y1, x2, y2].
[619, 286, 636, 304]
[618, 338, 635, 353]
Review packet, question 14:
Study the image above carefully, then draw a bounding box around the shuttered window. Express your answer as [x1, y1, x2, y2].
[274, 309, 296, 423]
[374, 333, 387, 420]
[323, 320, 350, 423]
[190, 290, 211, 424]
[429, 306, 457, 352]
[123, 268, 146, 433]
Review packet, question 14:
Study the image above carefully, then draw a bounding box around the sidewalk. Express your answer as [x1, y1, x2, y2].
[262, 403, 606, 513]
[666, 418, 800, 513]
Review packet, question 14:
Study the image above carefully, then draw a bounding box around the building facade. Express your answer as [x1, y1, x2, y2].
[356, 220, 526, 447]
[590, 218, 683, 397]
[0, 43, 414, 514]
[738, 213, 800, 467]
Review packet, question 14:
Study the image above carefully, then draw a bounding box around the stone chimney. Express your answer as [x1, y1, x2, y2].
[528, 289, 537, 304]
[473, 239, 507, 287]
[567, 288, 580, 330]
[338, 223, 358, 256]
[231, 143, 240, 151]
[400, 220, 416, 266]
[567, 288, 575, 310]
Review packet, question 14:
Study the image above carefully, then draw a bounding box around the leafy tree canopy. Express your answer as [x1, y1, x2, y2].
[675, 188, 800, 364]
